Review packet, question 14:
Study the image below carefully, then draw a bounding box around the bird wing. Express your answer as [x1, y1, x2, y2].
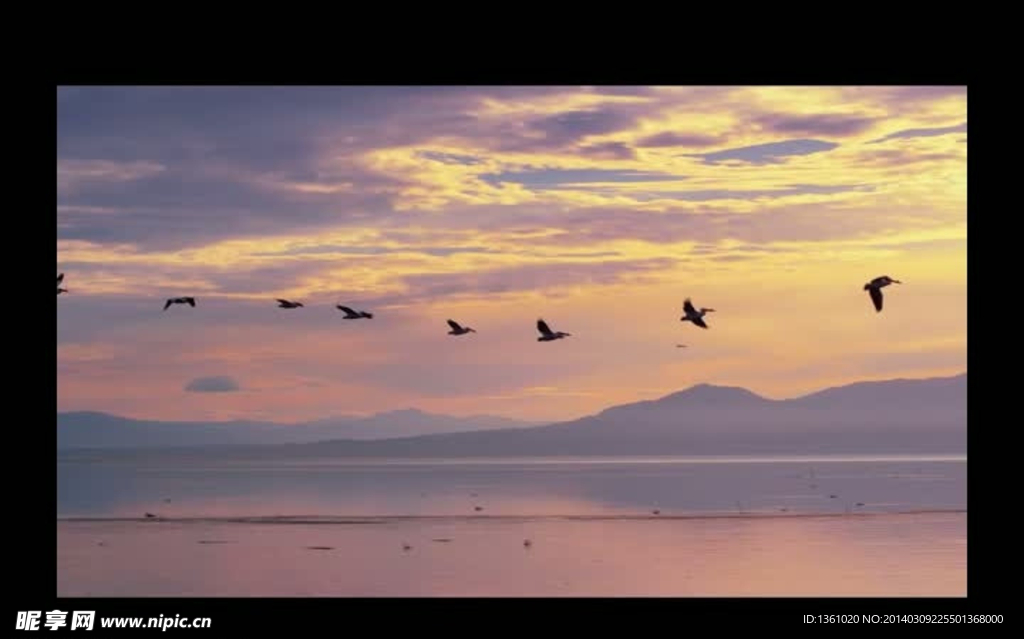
[57, 273, 64, 285]
[337, 305, 355, 315]
[276, 299, 289, 305]
[447, 319, 462, 331]
[692, 316, 708, 328]
[869, 287, 883, 312]
[537, 319, 554, 336]
[163, 299, 172, 311]
[683, 298, 696, 314]
[186, 297, 196, 307]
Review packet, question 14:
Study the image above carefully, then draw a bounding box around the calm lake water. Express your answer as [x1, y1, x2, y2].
[56, 453, 967, 596]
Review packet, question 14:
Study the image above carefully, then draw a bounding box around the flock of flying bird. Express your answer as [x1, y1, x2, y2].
[56, 272, 905, 343]
[59, 270, 904, 539]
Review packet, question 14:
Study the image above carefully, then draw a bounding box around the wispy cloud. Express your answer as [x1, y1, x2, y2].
[635, 132, 722, 148]
[869, 121, 967, 143]
[480, 169, 681, 189]
[687, 139, 839, 165]
[754, 113, 879, 136]
[58, 159, 166, 193]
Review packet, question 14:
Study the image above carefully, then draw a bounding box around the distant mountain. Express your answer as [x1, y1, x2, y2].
[61, 373, 967, 458]
[56, 409, 544, 450]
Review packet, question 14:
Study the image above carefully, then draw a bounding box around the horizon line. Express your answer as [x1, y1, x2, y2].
[57, 369, 967, 426]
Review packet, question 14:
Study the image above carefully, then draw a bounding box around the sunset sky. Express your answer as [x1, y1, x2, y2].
[56, 86, 967, 423]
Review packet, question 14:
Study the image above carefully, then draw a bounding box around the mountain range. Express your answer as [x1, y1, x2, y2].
[57, 372, 967, 457]
[56, 409, 541, 450]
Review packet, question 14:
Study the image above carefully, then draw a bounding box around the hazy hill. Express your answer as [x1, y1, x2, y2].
[59, 373, 966, 458]
[56, 408, 543, 450]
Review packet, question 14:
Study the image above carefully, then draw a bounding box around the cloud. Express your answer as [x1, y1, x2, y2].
[416, 151, 485, 166]
[870, 121, 967, 143]
[250, 244, 501, 258]
[55, 163, 405, 251]
[577, 142, 637, 160]
[185, 376, 241, 393]
[753, 113, 879, 136]
[480, 168, 681, 189]
[525, 108, 638, 147]
[688, 139, 839, 165]
[618, 184, 872, 203]
[636, 132, 722, 148]
[58, 159, 166, 193]
[853, 149, 963, 167]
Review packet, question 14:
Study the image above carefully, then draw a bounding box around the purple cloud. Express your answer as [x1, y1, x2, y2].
[416, 151, 485, 166]
[636, 132, 722, 148]
[687, 139, 839, 165]
[55, 87, 576, 250]
[480, 168, 681, 190]
[527, 109, 638, 147]
[869, 121, 967, 143]
[754, 113, 878, 136]
[578, 142, 637, 160]
[624, 183, 871, 202]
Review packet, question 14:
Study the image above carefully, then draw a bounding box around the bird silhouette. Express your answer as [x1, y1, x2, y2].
[163, 297, 196, 311]
[536, 318, 571, 342]
[863, 276, 901, 313]
[680, 298, 715, 328]
[447, 319, 476, 335]
[276, 299, 304, 309]
[336, 305, 373, 319]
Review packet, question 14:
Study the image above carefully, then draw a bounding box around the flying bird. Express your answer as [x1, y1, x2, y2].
[680, 298, 715, 328]
[676, 344, 687, 348]
[447, 319, 476, 335]
[276, 299, 304, 309]
[164, 297, 196, 311]
[863, 276, 901, 313]
[536, 318, 571, 342]
[336, 305, 373, 319]
[57, 273, 67, 294]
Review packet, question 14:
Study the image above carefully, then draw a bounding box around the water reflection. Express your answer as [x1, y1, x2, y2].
[57, 455, 967, 519]
[57, 511, 966, 597]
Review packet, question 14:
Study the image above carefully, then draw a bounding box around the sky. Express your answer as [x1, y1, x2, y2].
[56, 86, 967, 424]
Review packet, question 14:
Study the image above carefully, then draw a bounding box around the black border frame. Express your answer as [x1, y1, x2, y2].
[41, 31, 996, 632]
